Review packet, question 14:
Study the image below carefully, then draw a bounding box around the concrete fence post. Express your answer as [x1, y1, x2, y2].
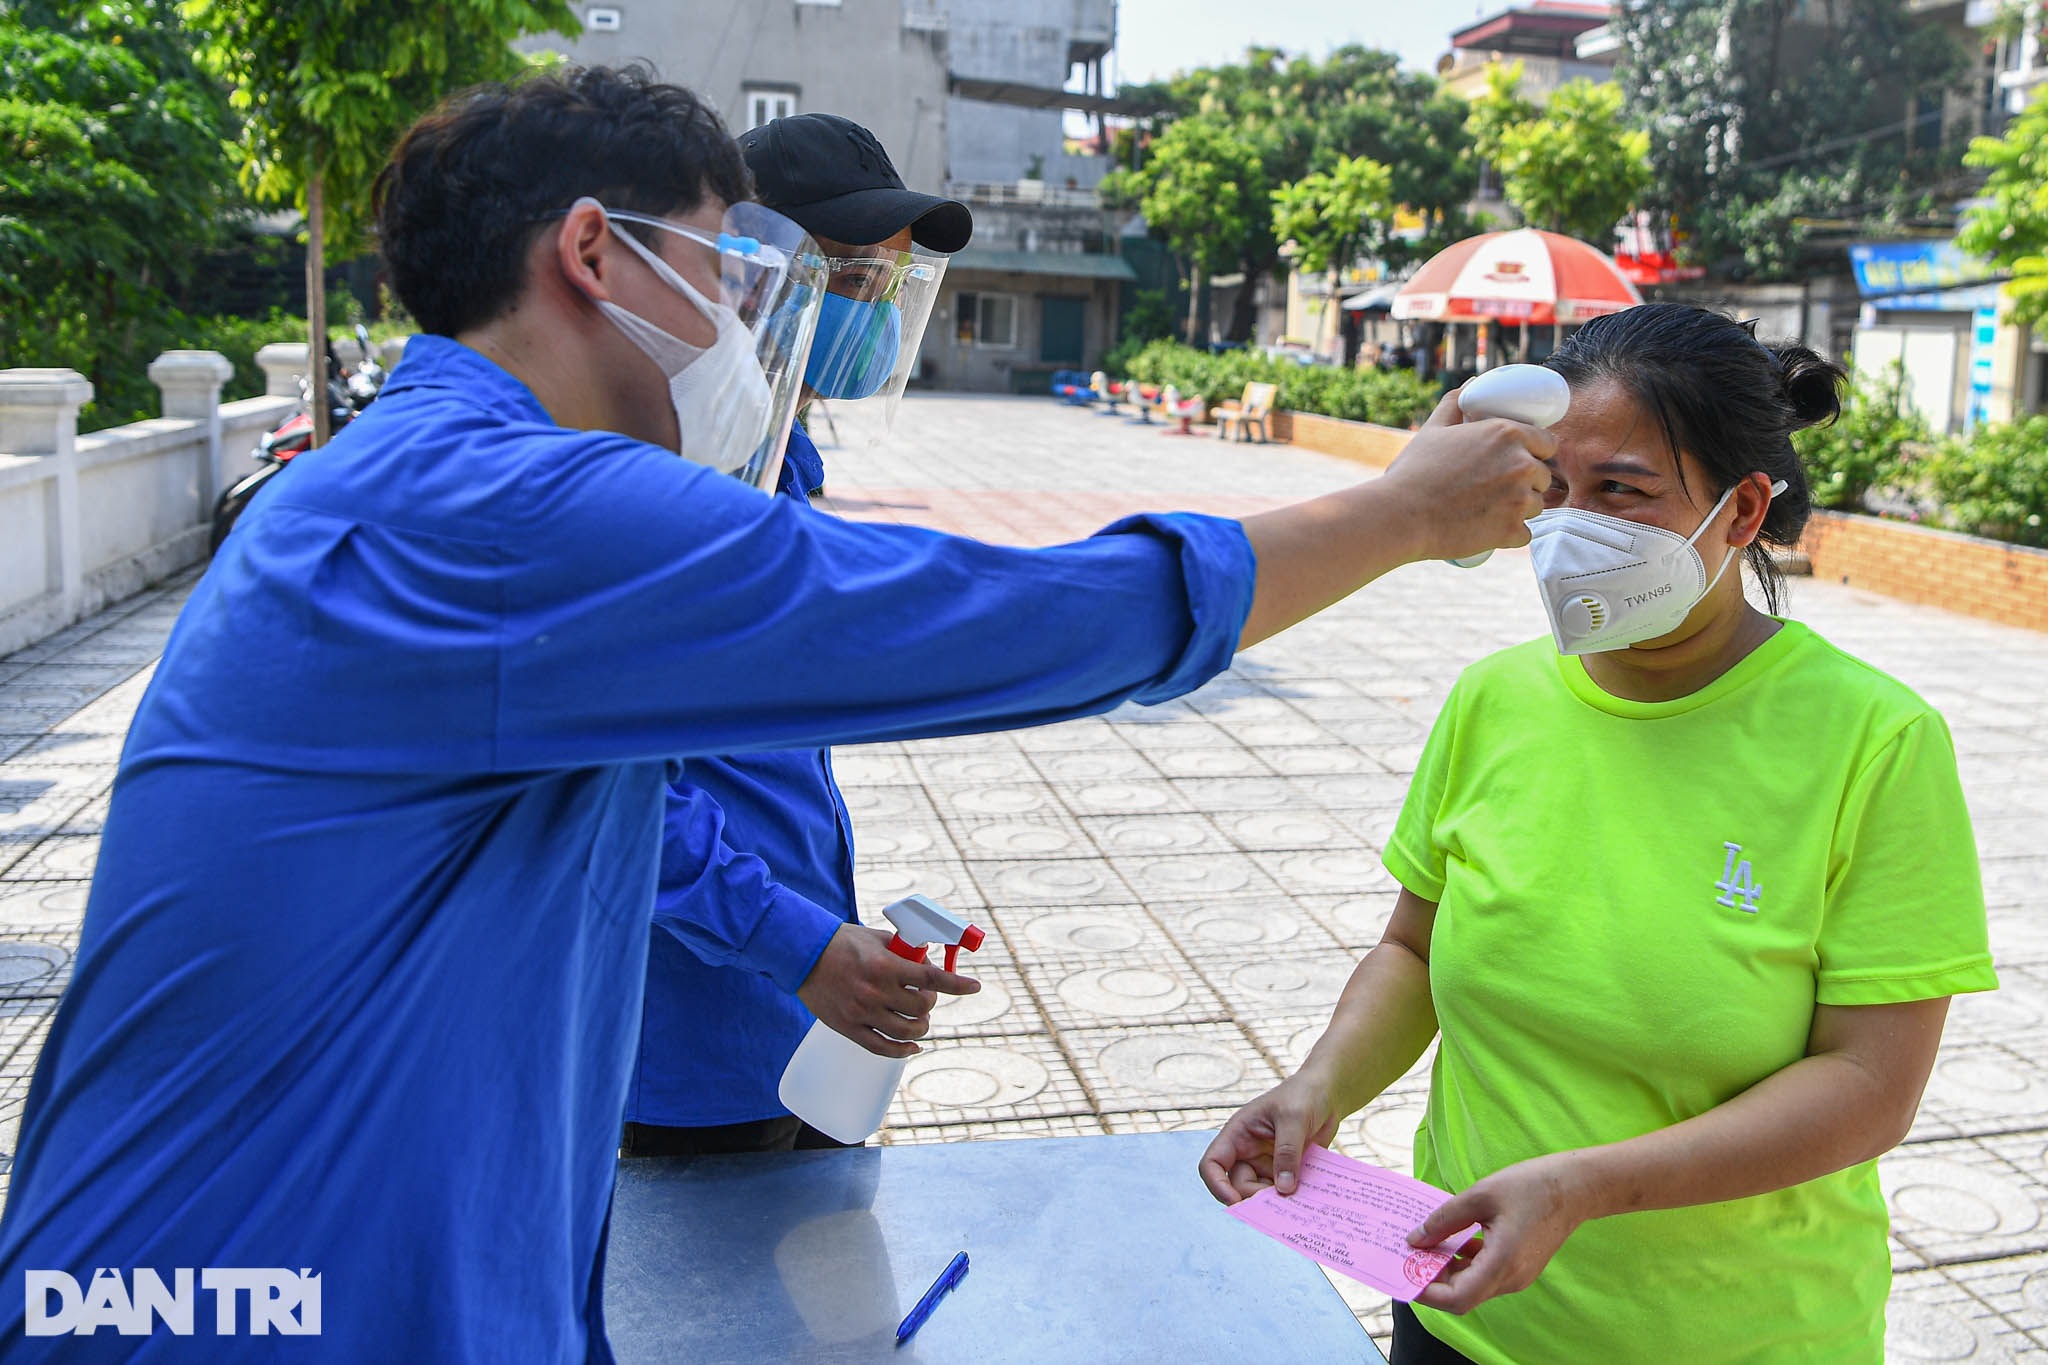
[255, 342, 310, 399]
[148, 350, 235, 510]
[0, 368, 93, 615]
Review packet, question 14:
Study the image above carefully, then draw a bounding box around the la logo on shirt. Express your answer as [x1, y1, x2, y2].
[1716, 841, 1762, 913]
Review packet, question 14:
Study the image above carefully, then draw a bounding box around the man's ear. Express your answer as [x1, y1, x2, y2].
[555, 199, 614, 303]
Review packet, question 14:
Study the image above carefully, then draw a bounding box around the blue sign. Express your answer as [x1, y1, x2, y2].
[1849, 241, 2002, 312]
[1966, 304, 1998, 433]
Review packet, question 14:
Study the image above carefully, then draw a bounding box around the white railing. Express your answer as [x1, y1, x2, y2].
[0, 345, 331, 657]
[945, 180, 1105, 209]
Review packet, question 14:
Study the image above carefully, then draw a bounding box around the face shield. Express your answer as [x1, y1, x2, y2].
[583, 198, 828, 491]
[799, 245, 947, 444]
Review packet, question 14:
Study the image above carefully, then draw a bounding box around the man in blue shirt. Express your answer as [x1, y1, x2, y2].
[623, 114, 978, 1159]
[0, 67, 1553, 1360]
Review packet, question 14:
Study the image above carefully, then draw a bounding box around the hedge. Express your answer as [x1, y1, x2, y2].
[1120, 340, 1440, 430]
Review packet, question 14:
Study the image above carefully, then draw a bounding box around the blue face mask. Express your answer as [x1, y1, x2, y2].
[806, 291, 902, 400]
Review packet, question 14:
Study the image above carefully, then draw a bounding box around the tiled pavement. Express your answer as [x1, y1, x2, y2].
[1, 394, 2045, 1360]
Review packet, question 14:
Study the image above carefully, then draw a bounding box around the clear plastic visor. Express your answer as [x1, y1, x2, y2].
[598, 200, 828, 491]
[798, 246, 947, 446]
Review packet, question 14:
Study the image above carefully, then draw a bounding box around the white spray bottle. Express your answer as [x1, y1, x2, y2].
[778, 894, 986, 1144]
[1445, 363, 1572, 568]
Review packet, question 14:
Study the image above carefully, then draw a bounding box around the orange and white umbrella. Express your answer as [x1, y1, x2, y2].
[1392, 228, 1642, 327]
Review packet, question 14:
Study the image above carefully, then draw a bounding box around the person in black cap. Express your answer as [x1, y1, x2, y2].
[619, 114, 980, 1158]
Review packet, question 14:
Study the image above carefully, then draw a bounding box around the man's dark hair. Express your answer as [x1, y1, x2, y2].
[373, 64, 752, 337]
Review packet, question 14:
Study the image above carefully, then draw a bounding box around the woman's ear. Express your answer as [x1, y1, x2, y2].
[1726, 471, 1775, 549]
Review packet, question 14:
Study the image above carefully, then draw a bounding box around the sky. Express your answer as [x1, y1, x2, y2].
[1111, 0, 1509, 86]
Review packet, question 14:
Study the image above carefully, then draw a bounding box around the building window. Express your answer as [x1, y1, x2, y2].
[585, 5, 622, 31]
[954, 292, 1017, 348]
[743, 87, 796, 129]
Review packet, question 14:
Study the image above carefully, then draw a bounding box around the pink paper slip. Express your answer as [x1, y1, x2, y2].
[1225, 1144, 1478, 1301]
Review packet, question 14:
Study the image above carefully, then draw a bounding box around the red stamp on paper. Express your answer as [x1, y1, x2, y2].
[1404, 1249, 1451, 1288]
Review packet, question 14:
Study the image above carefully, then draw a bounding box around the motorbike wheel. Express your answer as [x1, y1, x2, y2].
[209, 462, 285, 556]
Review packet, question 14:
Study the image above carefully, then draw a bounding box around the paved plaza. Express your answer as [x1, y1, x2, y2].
[2, 393, 2046, 1358]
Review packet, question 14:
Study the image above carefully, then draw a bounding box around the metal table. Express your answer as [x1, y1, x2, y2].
[604, 1129, 1386, 1364]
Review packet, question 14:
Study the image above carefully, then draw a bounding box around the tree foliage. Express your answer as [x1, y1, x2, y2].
[1124, 116, 1266, 340]
[182, 0, 576, 439]
[1115, 45, 1477, 340]
[1271, 155, 1395, 277]
[1612, 0, 1966, 278]
[1466, 61, 1536, 172]
[1958, 86, 2048, 326]
[0, 0, 241, 412]
[1272, 154, 1393, 353]
[182, 0, 578, 252]
[1474, 70, 1650, 245]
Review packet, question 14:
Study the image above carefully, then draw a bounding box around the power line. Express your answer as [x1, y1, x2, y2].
[1740, 107, 1952, 172]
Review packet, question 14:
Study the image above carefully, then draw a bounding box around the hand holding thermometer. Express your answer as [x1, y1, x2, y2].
[1446, 364, 1571, 568]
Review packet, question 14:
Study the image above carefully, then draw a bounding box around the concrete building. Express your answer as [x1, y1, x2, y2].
[523, 0, 1137, 393]
[521, 1, 952, 196]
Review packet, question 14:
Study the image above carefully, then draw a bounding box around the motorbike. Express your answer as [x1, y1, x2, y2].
[208, 325, 387, 554]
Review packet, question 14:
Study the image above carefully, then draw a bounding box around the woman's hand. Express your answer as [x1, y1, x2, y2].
[1406, 1153, 1592, 1315]
[1199, 1072, 1344, 1205]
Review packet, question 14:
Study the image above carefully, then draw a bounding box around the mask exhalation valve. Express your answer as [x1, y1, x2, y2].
[1561, 593, 1609, 638]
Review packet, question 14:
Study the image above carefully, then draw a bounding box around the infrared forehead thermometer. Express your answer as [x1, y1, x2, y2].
[1447, 364, 1571, 569]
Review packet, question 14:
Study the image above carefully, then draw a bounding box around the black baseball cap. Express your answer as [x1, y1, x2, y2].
[739, 113, 973, 254]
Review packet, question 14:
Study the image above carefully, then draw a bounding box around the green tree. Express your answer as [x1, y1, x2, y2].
[1466, 60, 1536, 172]
[1271, 154, 1394, 356]
[1486, 78, 1651, 244]
[183, 0, 578, 442]
[1128, 116, 1267, 343]
[1612, 0, 1965, 278]
[1117, 46, 1477, 341]
[1958, 87, 2048, 326]
[0, 0, 240, 409]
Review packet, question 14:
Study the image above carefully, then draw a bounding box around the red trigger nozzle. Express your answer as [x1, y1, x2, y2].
[943, 925, 985, 975]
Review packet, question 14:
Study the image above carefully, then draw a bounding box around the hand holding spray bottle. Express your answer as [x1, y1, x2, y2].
[778, 894, 985, 1144]
[1445, 363, 1571, 568]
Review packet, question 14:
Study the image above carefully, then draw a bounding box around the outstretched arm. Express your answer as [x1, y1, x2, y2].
[1237, 393, 1553, 648]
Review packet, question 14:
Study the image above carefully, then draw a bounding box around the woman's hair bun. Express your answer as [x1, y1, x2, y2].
[1772, 343, 1847, 430]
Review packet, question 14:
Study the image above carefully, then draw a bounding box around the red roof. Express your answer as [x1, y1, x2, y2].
[1451, 2, 1612, 55]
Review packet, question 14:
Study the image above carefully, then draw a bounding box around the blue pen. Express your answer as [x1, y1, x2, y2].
[895, 1251, 969, 1347]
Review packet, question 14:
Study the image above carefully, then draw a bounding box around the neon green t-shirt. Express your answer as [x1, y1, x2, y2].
[1381, 621, 1997, 1365]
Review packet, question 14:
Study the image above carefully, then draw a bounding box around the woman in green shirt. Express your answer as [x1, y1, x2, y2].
[1203, 304, 1998, 1364]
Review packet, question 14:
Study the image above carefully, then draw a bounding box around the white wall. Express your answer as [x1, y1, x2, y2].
[1854, 324, 1964, 434]
[0, 355, 295, 658]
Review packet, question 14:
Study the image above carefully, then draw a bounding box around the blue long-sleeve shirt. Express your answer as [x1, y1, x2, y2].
[627, 424, 857, 1129]
[0, 336, 1255, 1361]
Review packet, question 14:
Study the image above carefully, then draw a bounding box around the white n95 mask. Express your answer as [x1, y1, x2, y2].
[1529, 477, 1787, 655]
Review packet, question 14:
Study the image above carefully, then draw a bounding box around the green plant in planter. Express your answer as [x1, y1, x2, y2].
[1792, 362, 1928, 511]
[1926, 416, 2048, 548]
